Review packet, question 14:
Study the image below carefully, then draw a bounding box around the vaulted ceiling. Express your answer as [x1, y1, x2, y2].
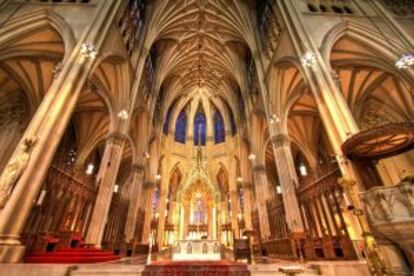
[147, 0, 257, 126]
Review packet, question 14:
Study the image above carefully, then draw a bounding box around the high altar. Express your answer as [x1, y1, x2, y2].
[172, 240, 221, 261]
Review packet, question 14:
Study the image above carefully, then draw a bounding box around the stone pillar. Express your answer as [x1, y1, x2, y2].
[156, 187, 168, 247]
[271, 134, 304, 233]
[252, 164, 271, 240]
[229, 190, 240, 239]
[242, 182, 254, 231]
[124, 163, 145, 243]
[0, 1, 121, 263]
[85, 135, 125, 247]
[141, 181, 155, 244]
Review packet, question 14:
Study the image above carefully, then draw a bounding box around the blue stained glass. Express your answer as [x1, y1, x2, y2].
[194, 111, 206, 146]
[214, 111, 225, 144]
[175, 110, 187, 144]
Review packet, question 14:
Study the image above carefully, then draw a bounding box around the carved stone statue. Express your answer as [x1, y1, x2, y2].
[0, 138, 37, 208]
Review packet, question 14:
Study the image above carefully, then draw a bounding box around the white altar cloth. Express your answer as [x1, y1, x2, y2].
[172, 240, 221, 261]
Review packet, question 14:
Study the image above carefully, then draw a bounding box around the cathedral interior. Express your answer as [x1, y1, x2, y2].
[0, 0, 413, 275]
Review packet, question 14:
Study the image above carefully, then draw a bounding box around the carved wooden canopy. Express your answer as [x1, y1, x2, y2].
[342, 123, 414, 160]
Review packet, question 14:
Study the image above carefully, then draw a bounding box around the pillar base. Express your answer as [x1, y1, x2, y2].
[0, 244, 25, 263]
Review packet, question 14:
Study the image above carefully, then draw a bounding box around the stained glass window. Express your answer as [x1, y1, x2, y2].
[214, 111, 225, 144]
[175, 110, 187, 144]
[194, 110, 206, 146]
[193, 197, 206, 224]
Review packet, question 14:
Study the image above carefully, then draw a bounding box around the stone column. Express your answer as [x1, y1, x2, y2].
[85, 135, 125, 247]
[252, 164, 271, 240]
[141, 181, 155, 244]
[271, 134, 304, 233]
[229, 190, 240, 239]
[0, 1, 121, 263]
[156, 187, 168, 247]
[124, 163, 145, 244]
[242, 182, 254, 231]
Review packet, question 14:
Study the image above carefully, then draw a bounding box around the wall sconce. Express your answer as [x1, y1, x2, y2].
[86, 163, 95, 175]
[248, 154, 256, 161]
[301, 51, 317, 67]
[80, 43, 98, 58]
[396, 53, 414, 69]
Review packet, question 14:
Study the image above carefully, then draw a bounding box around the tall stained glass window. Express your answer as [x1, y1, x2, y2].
[214, 111, 225, 144]
[194, 110, 206, 146]
[175, 110, 187, 143]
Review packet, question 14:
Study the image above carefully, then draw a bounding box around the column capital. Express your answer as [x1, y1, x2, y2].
[106, 132, 126, 145]
[253, 164, 266, 172]
[271, 133, 291, 148]
[131, 163, 145, 173]
[144, 181, 155, 189]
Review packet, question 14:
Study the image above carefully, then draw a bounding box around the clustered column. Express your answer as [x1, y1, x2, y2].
[271, 133, 304, 234]
[252, 164, 272, 240]
[124, 163, 145, 245]
[85, 134, 125, 247]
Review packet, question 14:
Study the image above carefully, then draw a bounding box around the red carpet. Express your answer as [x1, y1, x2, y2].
[142, 260, 250, 276]
[25, 248, 120, 263]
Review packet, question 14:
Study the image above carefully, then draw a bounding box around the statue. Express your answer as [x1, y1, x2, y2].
[0, 138, 37, 208]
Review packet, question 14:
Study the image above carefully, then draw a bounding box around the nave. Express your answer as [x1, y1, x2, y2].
[0, 0, 414, 275]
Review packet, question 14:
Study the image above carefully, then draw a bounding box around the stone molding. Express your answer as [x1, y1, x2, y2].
[271, 134, 291, 148]
[144, 181, 155, 189]
[131, 163, 145, 173]
[106, 132, 126, 145]
[253, 164, 266, 172]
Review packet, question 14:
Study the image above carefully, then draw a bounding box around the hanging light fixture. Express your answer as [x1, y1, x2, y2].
[236, 176, 243, 183]
[155, 174, 161, 181]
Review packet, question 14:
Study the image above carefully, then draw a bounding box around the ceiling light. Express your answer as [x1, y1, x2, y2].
[301, 52, 317, 67]
[269, 114, 280, 125]
[118, 109, 129, 120]
[236, 177, 243, 183]
[248, 154, 256, 161]
[155, 174, 161, 181]
[80, 43, 98, 58]
[396, 53, 414, 69]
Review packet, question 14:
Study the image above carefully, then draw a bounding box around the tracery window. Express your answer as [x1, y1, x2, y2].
[119, 0, 146, 55]
[194, 110, 207, 146]
[307, 0, 355, 14]
[175, 110, 187, 144]
[381, 0, 414, 17]
[257, 0, 282, 58]
[214, 111, 225, 144]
